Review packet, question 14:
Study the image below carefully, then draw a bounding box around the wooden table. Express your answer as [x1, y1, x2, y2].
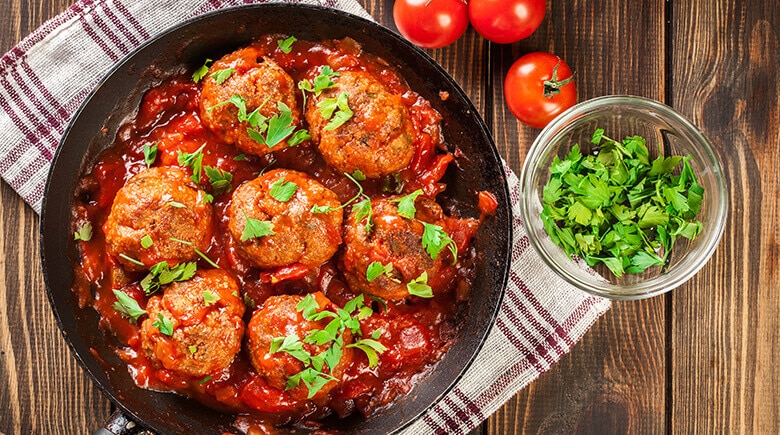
[1, 0, 778, 433]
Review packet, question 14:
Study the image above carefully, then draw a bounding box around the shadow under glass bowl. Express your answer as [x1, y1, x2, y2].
[519, 95, 728, 300]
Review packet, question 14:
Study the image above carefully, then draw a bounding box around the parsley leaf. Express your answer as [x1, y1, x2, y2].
[351, 169, 366, 181]
[142, 142, 157, 168]
[112, 290, 146, 323]
[140, 261, 197, 295]
[366, 261, 393, 282]
[407, 271, 433, 298]
[287, 129, 310, 146]
[74, 222, 93, 241]
[264, 102, 297, 147]
[192, 58, 212, 83]
[318, 92, 353, 130]
[298, 66, 340, 105]
[346, 338, 387, 367]
[269, 178, 298, 202]
[204, 166, 233, 195]
[391, 189, 424, 219]
[241, 216, 275, 241]
[352, 197, 373, 232]
[202, 290, 220, 306]
[421, 222, 458, 264]
[153, 313, 174, 336]
[210, 68, 235, 85]
[278, 36, 297, 54]
[177, 143, 206, 183]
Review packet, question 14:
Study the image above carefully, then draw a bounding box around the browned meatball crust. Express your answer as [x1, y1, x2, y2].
[246, 292, 354, 400]
[227, 169, 342, 269]
[341, 197, 456, 301]
[305, 71, 415, 178]
[103, 167, 213, 272]
[140, 269, 245, 377]
[200, 46, 300, 156]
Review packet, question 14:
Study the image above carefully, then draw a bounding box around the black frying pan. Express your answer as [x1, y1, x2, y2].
[40, 4, 512, 434]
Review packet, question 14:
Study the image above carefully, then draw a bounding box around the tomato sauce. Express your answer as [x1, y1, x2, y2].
[71, 35, 490, 430]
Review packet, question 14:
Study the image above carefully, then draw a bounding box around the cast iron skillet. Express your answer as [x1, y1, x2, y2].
[40, 4, 512, 434]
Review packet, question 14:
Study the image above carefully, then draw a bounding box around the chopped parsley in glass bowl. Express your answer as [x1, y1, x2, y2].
[520, 96, 728, 299]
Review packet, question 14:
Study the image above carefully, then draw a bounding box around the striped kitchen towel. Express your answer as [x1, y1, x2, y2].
[0, 0, 610, 434]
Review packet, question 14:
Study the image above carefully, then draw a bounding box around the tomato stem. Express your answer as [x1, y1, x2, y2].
[543, 61, 575, 98]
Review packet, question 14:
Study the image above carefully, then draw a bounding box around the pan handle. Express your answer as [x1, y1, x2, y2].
[94, 409, 150, 435]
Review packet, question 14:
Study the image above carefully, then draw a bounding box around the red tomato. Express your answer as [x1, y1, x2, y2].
[468, 0, 546, 44]
[393, 0, 469, 49]
[504, 52, 576, 128]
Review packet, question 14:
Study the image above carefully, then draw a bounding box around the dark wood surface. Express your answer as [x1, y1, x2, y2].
[1, 0, 778, 433]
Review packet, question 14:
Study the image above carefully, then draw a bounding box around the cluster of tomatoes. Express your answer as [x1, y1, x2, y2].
[393, 0, 575, 129]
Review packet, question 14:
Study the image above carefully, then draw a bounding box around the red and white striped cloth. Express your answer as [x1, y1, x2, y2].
[0, 0, 610, 433]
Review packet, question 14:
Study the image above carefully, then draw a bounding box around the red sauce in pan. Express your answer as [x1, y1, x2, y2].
[71, 35, 494, 431]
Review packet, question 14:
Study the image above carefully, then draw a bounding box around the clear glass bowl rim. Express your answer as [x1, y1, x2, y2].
[519, 95, 729, 300]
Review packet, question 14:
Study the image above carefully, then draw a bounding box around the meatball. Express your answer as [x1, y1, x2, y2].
[246, 292, 354, 400]
[104, 167, 213, 272]
[200, 46, 300, 156]
[305, 71, 415, 178]
[341, 196, 456, 301]
[227, 169, 342, 269]
[140, 269, 245, 378]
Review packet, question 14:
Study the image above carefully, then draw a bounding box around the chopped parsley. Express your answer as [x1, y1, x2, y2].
[74, 222, 92, 241]
[202, 290, 220, 306]
[298, 66, 340, 105]
[278, 36, 297, 54]
[177, 143, 206, 183]
[540, 128, 705, 277]
[247, 102, 298, 148]
[407, 271, 433, 298]
[287, 128, 311, 146]
[140, 261, 197, 295]
[167, 201, 186, 208]
[140, 235, 153, 249]
[352, 197, 373, 232]
[204, 166, 233, 195]
[366, 261, 393, 282]
[189, 345, 197, 355]
[211, 68, 235, 85]
[153, 312, 174, 336]
[118, 253, 144, 267]
[269, 178, 298, 202]
[421, 222, 458, 264]
[351, 169, 366, 181]
[142, 142, 157, 167]
[112, 290, 146, 323]
[241, 216, 275, 241]
[192, 58, 212, 83]
[270, 294, 386, 398]
[391, 189, 424, 219]
[318, 92, 353, 130]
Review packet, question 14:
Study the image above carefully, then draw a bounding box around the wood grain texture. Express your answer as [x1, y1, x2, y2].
[482, 1, 668, 433]
[0, 0, 778, 434]
[670, 0, 780, 433]
[0, 3, 113, 434]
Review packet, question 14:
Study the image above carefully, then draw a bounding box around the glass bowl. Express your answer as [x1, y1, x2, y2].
[519, 95, 728, 300]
